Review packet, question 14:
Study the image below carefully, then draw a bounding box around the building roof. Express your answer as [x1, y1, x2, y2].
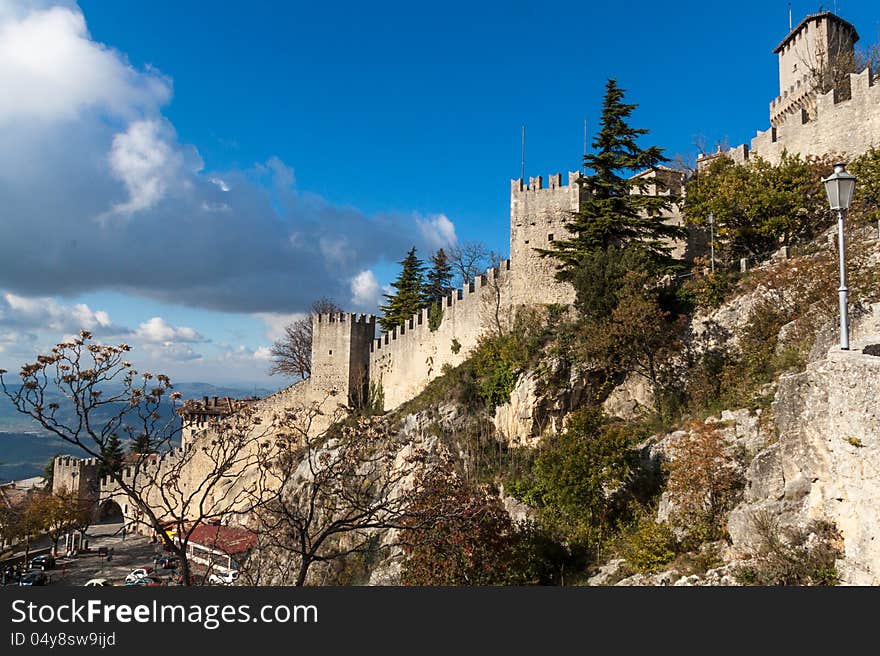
[186, 524, 257, 555]
[773, 11, 859, 54]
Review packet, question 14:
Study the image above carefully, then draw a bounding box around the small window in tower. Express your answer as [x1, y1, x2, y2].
[524, 239, 530, 245]
[548, 233, 554, 242]
[329, 350, 333, 355]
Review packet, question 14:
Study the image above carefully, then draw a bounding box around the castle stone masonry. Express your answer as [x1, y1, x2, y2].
[700, 11, 878, 169]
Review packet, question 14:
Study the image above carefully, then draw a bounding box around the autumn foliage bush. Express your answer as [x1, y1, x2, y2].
[664, 421, 744, 547]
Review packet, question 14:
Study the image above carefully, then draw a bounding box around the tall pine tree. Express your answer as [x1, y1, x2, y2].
[379, 247, 426, 332]
[423, 248, 454, 305]
[541, 79, 686, 280]
[99, 433, 124, 478]
[130, 433, 156, 455]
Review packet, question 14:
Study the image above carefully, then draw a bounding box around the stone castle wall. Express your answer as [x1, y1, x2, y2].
[370, 260, 513, 410]
[719, 67, 880, 166]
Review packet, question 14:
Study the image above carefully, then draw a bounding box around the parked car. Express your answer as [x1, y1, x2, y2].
[125, 576, 162, 587]
[20, 571, 49, 586]
[124, 567, 154, 584]
[84, 578, 112, 587]
[208, 570, 240, 585]
[30, 554, 55, 570]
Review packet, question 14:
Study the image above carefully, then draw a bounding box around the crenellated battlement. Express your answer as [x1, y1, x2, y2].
[315, 312, 376, 326]
[510, 171, 581, 194]
[704, 65, 880, 168]
[371, 260, 511, 354]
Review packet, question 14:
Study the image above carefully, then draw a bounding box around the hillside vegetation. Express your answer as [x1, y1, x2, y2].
[340, 147, 880, 586]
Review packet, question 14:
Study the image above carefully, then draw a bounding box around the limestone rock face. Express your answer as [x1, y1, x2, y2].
[602, 373, 654, 420]
[493, 372, 542, 447]
[728, 347, 880, 584]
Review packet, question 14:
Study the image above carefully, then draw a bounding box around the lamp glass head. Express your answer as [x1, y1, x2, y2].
[823, 162, 856, 211]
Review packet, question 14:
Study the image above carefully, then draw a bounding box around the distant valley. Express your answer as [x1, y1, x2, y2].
[0, 382, 275, 482]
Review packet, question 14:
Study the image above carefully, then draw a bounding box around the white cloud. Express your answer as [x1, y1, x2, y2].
[416, 213, 457, 251]
[1, 292, 121, 334]
[107, 119, 182, 215]
[350, 270, 381, 309]
[0, 2, 454, 316]
[146, 342, 202, 362]
[209, 177, 230, 192]
[134, 317, 204, 344]
[0, 3, 171, 125]
[254, 312, 305, 342]
[253, 346, 273, 361]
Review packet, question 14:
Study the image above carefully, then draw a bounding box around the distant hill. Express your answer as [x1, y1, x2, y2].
[0, 382, 277, 482]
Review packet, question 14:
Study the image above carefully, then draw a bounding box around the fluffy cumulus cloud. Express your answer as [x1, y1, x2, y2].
[0, 1, 458, 316]
[0, 292, 120, 336]
[416, 213, 458, 251]
[106, 119, 186, 216]
[0, 1, 171, 124]
[133, 317, 204, 344]
[349, 270, 382, 310]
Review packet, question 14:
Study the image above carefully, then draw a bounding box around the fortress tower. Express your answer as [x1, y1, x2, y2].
[52, 455, 100, 502]
[509, 172, 583, 306]
[771, 11, 859, 128]
[700, 11, 876, 169]
[310, 312, 377, 407]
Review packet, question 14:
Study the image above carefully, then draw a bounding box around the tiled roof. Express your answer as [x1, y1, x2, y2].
[186, 524, 257, 555]
[773, 12, 859, 54]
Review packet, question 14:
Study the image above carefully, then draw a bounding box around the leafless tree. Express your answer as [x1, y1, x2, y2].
[481, 250, 508, 336]
[269, 298, 342, 379]
[243, 410, 451, 586]
[0, 331, 276, 585]
[449, 241, 491, 287]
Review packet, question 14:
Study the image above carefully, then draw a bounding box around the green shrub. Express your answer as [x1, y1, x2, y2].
[619, 517, 677, 573]
[509, 408, 639, 558]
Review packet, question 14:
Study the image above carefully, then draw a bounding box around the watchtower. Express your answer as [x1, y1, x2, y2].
[52, 455, 100, 503]
[310, 313, 377, 407]
[509, 172, 583, 306]
[771, 11, 859, 127]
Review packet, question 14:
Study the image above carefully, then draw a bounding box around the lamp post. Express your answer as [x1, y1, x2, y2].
[822, 162, 857, 350]
[709, 212, 715, 273]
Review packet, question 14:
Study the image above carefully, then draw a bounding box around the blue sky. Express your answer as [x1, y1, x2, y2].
[0, 0, 877, 387]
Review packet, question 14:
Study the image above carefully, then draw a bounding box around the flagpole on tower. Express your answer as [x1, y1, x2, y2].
[521, 125, 525, 182]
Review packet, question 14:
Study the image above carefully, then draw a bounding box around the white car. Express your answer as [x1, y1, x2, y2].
[84, 578, 112, 587]
[208, 570, 240, 585]
[124, 568, 153, 584]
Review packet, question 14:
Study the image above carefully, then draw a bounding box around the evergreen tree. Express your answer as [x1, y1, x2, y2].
[130, 433, 156, 455]
[99, 433, 125, 478]
[379, 247, 426, 332]
[423, 248, 454, 305]
[541, 79, 686, 280]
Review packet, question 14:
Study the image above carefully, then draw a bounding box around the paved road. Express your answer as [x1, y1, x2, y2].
[3, 521, 171, 587]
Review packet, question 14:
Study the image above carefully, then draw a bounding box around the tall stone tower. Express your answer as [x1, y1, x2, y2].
[310, 312, 376, 407]
[509, 172, 583, 306]
[771, 11, 859, 128]
[53, 456, 100, 503]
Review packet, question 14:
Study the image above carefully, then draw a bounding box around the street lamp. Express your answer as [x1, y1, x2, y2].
[822, 162, 857, 350]
[709, 212, 715, 273]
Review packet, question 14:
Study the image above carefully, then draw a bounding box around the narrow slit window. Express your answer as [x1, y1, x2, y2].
[548, 233, 554, 242]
